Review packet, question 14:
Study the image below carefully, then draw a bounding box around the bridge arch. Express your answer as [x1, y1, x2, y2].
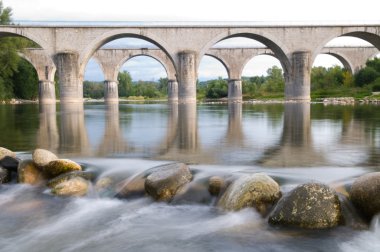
[18, 49, 57, 82]
[0, 29, 48, 51]
[203, 53, 231, 79]
[199, 30, 292, 78]
[317, 52, 353, 74]
[240, 51, 279, 77]
[115, 53, 176, 81]
[79, 29, 176, 80]
[313, 30, 380, 63]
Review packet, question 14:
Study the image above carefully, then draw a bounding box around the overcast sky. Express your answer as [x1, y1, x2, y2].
[3, 0, 380, 81]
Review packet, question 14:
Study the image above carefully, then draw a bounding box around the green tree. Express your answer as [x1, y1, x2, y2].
[118, 71, 132, 97]
[158, 77, 168, 95]
[205, 77, 228, 99]
[0, 1, 39, 100]
[83, 81, 104, 99]
[12, 59, 39, 100]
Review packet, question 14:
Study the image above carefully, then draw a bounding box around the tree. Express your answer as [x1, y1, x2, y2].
[0, 0, 12, 24]
[0, 1, 39, 100]
[118, 71, 132, 97]
[12, 59, 39, 100]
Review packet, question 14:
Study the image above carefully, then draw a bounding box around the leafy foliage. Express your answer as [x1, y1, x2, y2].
[0, 0, 40, 100]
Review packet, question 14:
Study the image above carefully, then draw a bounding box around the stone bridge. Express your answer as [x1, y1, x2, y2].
[1, 24, 379, 103]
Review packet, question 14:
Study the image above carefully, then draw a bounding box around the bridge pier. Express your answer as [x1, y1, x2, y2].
[39, 80, 56, 104]
[168, 79, 178, 102]
[104, 80, 119, 103]
[178, 51, 197, 103]
[228, 79, 243, 102]
[285, 51, 311, 101]
[55, 52, 83, 103]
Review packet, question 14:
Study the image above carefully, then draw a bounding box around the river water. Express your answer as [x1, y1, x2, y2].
[0, 102, 380, 251]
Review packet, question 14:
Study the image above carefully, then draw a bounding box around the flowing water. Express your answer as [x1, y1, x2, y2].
[0, 102, 380, 251]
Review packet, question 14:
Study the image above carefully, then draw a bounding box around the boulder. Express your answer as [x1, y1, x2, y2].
[18, 159, 45, 185]
[145, 163, 192, 202]
[116, 175, 146, 199]
[218, 173, 281, 214]
[47, 171, 95, 188]
[32, 148, 58, 167]
[208, 176, 225, 196]
[43, 159, 82, 178]
[51, 177, 89, 197]
[268, 183, 342, 229]
[0, 156, 20, 172]
[350, 172, 380, 220]
[0, 147, 16, 160]
[0, 167, 11, 183]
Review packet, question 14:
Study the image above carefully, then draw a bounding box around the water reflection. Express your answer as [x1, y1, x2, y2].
[1, 101, 379, 167]
[59, 103, 90, 156]
[258, 103, 325, 167]
[97, 103, 129, 156]
[226, 102, 244, 146]
[36, 104, 59, 153]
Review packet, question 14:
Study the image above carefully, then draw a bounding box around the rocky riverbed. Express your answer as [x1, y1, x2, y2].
[1, 146, 379, 231]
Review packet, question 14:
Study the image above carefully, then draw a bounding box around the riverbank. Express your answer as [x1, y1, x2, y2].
[2, 95, 380, 105]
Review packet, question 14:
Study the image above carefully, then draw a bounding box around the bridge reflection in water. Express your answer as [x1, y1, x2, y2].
[34, 102, 380, 167]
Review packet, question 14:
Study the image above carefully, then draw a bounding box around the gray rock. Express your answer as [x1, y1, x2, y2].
[218, 173, 281, 214]
[43, 159, 82, 178]
[32, 148, 58, 167]
[51, 177, 89, 197]
[269, 183, 342, 229]
[18, 159, 45, 185]
[350, 172, 380, 220]
[145, 163, 192, 202]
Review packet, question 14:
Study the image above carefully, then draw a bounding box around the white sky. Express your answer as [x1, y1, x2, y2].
[3, 0, 380, 81]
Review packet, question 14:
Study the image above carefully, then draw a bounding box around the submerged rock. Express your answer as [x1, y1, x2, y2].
[0, 167, 11, 183]
[43, 159, 82, 178]
[18, 159, 45, 185]
[350, 172, 380, 220]
[32, 148, 58, 167]
[268, 183, 342, 229]
[47, 171, 95, 188]
[145, 163, 192, 202]
[208, 176, 225, 196]
[51, 177, 89, 197]
[0, 147, 16, 160]
[218, 173, 281, 214]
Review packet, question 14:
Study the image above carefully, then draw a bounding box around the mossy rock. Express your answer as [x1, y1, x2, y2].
[18, 159, 45, 185]
[43, 159, 82, 178]
[145, 163, 192, 202]
[47, 171, 95, 188]
[218, 173, 281, 214]
[269, 183, 342, 229]
[51, 177, 89, 197]
[32, 148, 58, 167]
[350, 172, 380, 220]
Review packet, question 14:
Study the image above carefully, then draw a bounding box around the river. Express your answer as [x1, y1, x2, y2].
[0, 102, 380, 251]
